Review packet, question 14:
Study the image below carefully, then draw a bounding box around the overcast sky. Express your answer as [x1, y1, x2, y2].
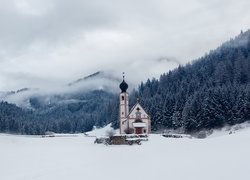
[0, 0, 249, 91]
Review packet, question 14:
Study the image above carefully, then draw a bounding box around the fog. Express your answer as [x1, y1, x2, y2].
[0, 0, 249, 91]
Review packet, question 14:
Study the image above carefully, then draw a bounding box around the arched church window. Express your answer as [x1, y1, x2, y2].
[121, 96, 124, 100]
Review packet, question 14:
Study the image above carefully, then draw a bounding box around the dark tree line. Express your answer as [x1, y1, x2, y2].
[132, 30, 250, 132]
[0, 90, 119, 135]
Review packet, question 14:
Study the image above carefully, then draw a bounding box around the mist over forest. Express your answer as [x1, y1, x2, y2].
[0, 30, 250, 134]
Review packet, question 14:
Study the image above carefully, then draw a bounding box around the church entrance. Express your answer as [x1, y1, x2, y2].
[135, 127, 143, 134]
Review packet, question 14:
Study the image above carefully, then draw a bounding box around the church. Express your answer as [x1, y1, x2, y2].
[119, 75, 151, 134]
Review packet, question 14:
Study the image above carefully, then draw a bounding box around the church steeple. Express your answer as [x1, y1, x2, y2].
[119, 72, 128, 93]
[119, 72, 129, 134]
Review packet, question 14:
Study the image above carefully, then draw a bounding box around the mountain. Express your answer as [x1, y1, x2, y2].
[68, 71, 120, 87]
[1, 30, 250, 135]
[133, 30, 250, 132]
[0, 71, 120, 134]
[0, 71, 120, 108]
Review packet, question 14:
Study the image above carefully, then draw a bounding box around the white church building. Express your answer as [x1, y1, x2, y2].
[119, 76, 151, 134]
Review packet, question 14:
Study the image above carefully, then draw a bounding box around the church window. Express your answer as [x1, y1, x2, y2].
[121, 96, 124, 100]
[144, 129, 146, 133]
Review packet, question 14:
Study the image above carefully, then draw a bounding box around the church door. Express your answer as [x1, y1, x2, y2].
[135, 127, 143, 134]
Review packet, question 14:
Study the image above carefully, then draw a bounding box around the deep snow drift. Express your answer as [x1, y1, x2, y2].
[1, 125, 250, 180]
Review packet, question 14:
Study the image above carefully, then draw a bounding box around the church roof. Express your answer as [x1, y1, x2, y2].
[133, 122, 147, 128]
[127, 102, 149, 118]
[128, 102, 139, 115]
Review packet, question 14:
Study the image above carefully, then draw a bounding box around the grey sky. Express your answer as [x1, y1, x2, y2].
[0, 0, 250, 91]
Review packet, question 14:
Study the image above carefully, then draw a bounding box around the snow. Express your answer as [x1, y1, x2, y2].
[133, 122, 147, 127]
[85, 123, 117, 137]
[1, 126, 250, 180]
[208, 121, 250, 138]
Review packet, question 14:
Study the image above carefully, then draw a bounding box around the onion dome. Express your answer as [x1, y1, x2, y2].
[120, 80, 128, 93]
[119, 73, 128, 92]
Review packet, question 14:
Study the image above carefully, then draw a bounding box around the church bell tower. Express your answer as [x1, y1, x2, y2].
[119, 73, 129, 134]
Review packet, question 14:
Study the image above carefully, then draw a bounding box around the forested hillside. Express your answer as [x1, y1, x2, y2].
[0, 90, 118, 135]
[135, 30, 250, 132]
[1, 30, 250, 135]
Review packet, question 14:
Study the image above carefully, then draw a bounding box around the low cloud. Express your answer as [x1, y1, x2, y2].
[0, 0, 250, 91]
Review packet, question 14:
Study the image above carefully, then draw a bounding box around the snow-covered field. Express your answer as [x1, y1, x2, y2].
[1, 125, 250, 180]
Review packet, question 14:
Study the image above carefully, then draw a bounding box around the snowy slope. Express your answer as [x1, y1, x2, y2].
[1, 128, 250, 180]
[85, 123, 117, 137]
[208, 121, 250, 138]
